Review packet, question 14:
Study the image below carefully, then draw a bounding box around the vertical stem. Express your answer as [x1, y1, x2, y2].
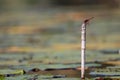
[81, 23, 86, 79]
[80, 17, 93, 79]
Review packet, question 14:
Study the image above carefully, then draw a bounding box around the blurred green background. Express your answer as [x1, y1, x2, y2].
[0, 0, 120, 52]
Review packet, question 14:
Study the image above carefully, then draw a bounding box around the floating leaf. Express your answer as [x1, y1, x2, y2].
[0, 75, 5, 80]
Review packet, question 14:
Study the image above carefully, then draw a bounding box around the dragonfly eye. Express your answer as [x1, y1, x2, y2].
[84, 19, 89, 23]
[84, 17, 94, 24]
